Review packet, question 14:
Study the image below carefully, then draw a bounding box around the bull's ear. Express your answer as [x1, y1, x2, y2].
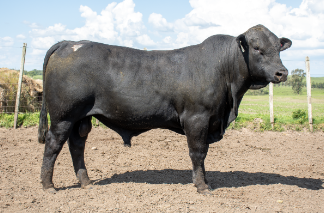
[236, 34, 248, 53]
[280, 37, 292, 51]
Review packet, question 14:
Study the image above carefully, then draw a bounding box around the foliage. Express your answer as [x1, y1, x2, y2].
[23, 69, 43, 79]
[291, 69, 306, 94]
[312, 81, 324, 89]
[292, 109, 306, 119]
[292, 109, 307, 124]
[32, 75, 43, 80]
[0, 112, 45, 128]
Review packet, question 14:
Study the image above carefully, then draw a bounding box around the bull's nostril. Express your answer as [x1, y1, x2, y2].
[275, 72, 283, 77]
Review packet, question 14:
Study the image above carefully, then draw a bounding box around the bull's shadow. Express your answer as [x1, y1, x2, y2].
[94, 169, 323, 190]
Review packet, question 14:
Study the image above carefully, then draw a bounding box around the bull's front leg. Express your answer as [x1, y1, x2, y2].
[184, 114, 211, 194]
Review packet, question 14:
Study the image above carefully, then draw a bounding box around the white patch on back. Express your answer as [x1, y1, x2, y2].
[72, 44, 83, 52]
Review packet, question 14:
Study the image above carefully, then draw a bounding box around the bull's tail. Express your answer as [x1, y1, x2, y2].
[38, 42, 62, 144]
[38, 96, 48, 144]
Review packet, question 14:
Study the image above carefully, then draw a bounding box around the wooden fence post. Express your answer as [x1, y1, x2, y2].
[0, 87, 5, 113]
[305, 56, 313, 132]
[269, 82, 274, 128]
[14, 43, 27, 129]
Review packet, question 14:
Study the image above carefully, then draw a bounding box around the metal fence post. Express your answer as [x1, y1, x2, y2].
[305, 56, 313, 132]
[14, 43, 27, 129]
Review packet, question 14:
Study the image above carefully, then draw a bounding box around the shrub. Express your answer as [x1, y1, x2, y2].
[292, 109, 307, 124]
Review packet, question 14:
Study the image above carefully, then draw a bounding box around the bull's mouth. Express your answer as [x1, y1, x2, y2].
[249, 81, 268, 90]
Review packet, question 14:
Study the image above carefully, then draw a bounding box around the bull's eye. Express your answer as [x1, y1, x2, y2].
[254, 47, 263, 55]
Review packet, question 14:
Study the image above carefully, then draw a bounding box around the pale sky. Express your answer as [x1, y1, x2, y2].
[0, 0, 323, 76]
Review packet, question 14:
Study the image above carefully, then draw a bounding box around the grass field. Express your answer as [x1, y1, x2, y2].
[237, 86, 324, 131]
[311, 77, 324, 83]
[240, 86, 324, 117]
[32, 75, 43, 80]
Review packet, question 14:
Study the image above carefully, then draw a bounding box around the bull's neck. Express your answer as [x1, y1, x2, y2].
[212, 38, 251, 97]
[207, 38, 252, 120]
[233, 40, 253, 96]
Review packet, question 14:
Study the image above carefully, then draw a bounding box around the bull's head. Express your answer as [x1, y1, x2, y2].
[236, 25, 292, 89]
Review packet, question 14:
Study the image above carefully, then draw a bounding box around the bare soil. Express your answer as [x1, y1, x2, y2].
[0, 127, 323, 212]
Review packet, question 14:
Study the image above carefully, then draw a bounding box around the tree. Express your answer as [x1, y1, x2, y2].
[291, 68, 305, 94]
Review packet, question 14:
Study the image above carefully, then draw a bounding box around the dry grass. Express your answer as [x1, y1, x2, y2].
[0, 68, 43, 113]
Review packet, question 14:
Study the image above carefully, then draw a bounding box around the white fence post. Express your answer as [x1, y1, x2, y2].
[269, 82, 274, 128]
[305, 56, 313, 132]
[14, 43, 27, 129]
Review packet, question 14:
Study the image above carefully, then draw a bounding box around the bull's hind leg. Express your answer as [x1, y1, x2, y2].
[41, 121, 72, 192]
[68, 117, 92, 189]
[184, 115, 211, 194]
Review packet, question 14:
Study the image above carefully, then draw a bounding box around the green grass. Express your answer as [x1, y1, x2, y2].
[311, 77, 324, 83]
[0, 112, 42, 128]
[241, 86, 324, 117]
[238, 85, 324, 131]
[32, 75, 43, 80]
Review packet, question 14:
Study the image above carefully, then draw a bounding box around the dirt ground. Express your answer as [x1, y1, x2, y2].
[0, 126, 323, 212]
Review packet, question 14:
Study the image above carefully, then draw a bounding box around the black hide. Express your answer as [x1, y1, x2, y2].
[38, 24, 291, 193]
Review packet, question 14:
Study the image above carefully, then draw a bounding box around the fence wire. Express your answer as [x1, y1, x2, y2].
[0, 68, 42, 114]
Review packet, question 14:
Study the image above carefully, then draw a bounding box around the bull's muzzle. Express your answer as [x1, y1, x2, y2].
[274, 69, 288, 82]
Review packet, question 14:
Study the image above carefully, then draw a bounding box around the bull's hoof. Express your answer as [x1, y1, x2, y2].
[198, 189, 212, 195]
[197, 185, 212, 195]
[44, 187, 57, 194]
[77, 169, 92, 188]
[124, 143, 131, 148]
[81, 182, 93, 189]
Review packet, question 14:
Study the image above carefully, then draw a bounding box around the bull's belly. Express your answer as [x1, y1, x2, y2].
[90, 100, 182, 132]
[97, 113, 180, 129]
[93, 112, 184, 140]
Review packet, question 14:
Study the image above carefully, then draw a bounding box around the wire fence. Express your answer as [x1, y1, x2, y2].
[0, 68, 43, 114]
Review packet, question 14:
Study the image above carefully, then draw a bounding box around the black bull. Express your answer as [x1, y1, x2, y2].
[38, 24, 291, 194]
